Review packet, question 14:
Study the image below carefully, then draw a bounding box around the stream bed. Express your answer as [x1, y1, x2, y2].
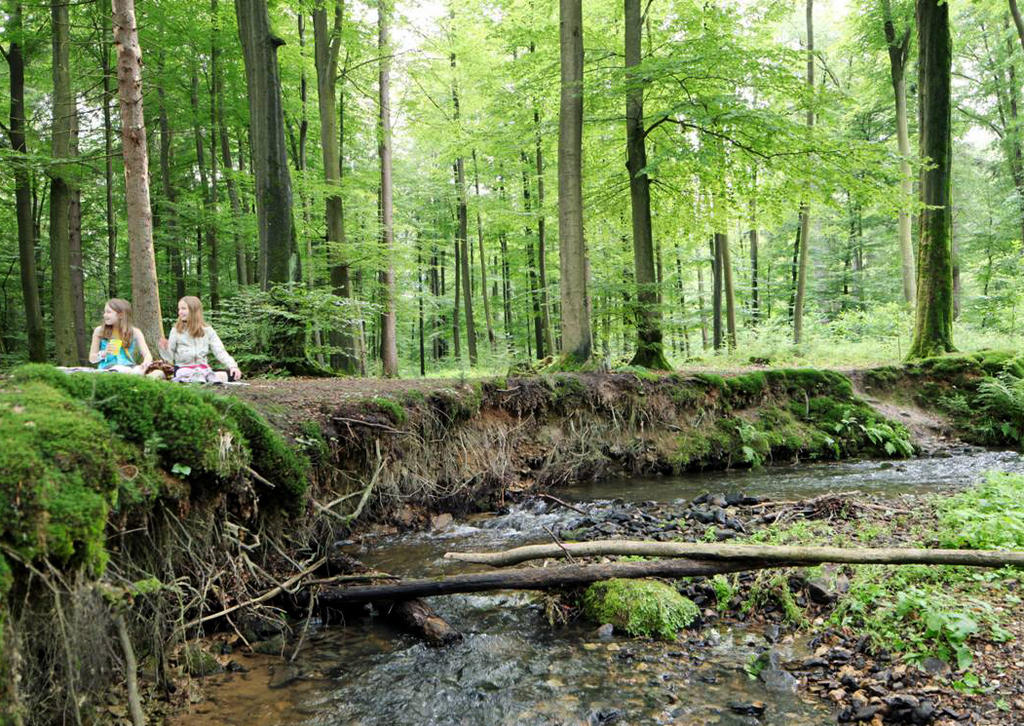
[179, 450, 1023, 725]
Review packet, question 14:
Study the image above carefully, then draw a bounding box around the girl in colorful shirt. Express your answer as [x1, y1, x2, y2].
[160, 296, 242, 383]
[88, 298, 154, 373]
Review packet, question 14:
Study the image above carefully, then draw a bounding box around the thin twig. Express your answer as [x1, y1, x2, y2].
[538, 493, 587, 516]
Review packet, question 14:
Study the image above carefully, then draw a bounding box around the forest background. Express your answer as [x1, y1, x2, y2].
[1, 0, 1022, 377]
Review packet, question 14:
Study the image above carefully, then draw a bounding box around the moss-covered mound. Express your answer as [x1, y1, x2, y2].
[861, 350, 1024, 447]
[582, 578, 698, 640]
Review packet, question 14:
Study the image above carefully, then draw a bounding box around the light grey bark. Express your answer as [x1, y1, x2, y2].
[377, 0, 398, 376]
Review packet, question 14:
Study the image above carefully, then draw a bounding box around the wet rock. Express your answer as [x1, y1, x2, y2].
[919, 657, 950, 677]
[708, 494, 727, 508]
[764, 624, 780, 644]
[182, 645, 222, 677]
[588, 708, 623, 725]
[430, 512, 453, 530]
[251, 634, 286, 655]
[596, 623, 615, 640]
[801, 656, 828, 669]
[268, 663, 302, 689]
[848, 705, 881, 722]
[760, 666, 798, 692]
[728, 701, 766, 716]
[912, 700, 936, 724]
[806, 578, 837, 605]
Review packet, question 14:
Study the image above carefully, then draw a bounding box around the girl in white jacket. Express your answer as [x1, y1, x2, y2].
[160, 296, 242, 383]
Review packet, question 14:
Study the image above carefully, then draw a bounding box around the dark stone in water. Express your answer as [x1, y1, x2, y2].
[596, 623, 614, 640]
[764, 624, 780, 643]
[728, 700, 766, 716]
[588, 708, 623, 725]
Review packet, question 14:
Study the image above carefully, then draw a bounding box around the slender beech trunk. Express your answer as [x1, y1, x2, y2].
[1011, 0, 1024, 55]
[881, 0, 916, 304]
[908, 0, 954, 358]
[50, 0, 77, 364]
[697, 267, 708, 351]
[100, 0, 118, 298]
[674, 251, 690, 357]
[625, 0, 669, 369]
[718, 231, 736, 349]
[452, 222, 462, 361]
[313, 1, 357, 372]
[69, 109, 88, 362]
[711, 237, 723, 350]
[113, 0, 164, 348]
[376, 0, 398, 375]
[530, 45, 555, 357]
[471, 151, 496, 349]
[7, 0, 46, 362]
[208, 0, 222, 308]
[792, 0, 814, 345]
[451, 51, 477, 365]
[157, 74, 185, 301]
[190, 68, 216, 301]
[557, 0, 592, 364]
[235, 0, 295, 287]
[521, 153, 545, 359]
[749, 205, 759, 324]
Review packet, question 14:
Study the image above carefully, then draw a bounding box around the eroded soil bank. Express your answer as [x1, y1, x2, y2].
[1, 352, 1022, 725]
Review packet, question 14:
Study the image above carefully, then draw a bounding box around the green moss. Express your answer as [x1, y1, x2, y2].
[0, 380, 118, 572]
[582, 578, 698, 640]
[369, 396, 408, 425]
[207, 395, 309, 513]
[725, 372, 767, 400]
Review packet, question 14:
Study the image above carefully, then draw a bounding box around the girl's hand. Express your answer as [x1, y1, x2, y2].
[229, 367, 243, 381]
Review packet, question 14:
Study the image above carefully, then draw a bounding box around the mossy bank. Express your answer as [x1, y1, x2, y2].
[3, 356, 1017, 725]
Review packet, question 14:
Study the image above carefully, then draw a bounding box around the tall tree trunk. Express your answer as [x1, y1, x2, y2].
[625, 0, 669, 369]
[157, 73, 185, 301]
[697, 266, 708, 350]
[377, 0, 398, 376]
[557, 0, 592, 365]
[908, 0, 955, 358]
[718, 231, 737, 349]
[881, 0, 917, 304]
[711, 236, 723, 351]
[521, 153, 545, 359]
[313, 1, 357, 372]
[69, 108, 88, 362]
[452, 221, 462, 361]
[50, 0, 77, 364]
[792, 0, 814, 345]
[208, 0, 222, 308]
[6, 0, 46, 362]
[451, 50, 477, 366]
[100, 0, 118, 299]
[113, 0, 164, 348]
[235, 0, 295, 287]
[1011, 0, 1024, 55]
[749, 201, 759, 325]
[530, 44, 555, 358]
[190, 68, 216, 302]
[472, 150, 496, 349]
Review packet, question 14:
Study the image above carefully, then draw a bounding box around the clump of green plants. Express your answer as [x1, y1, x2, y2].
[369, 396, 408, 425]
[742, 571, 807, 625]
[711, 574, 735, 611]
[582, 578, 698, 640]
[935, 471, 1024, 550]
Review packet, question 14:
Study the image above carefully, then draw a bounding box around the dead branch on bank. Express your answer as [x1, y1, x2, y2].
[443, 540, 1024, 569]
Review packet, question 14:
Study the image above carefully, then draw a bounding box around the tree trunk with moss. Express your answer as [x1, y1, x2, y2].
[625, 0, 669, 369]
[792, 0, 814, 345]
[908, 0, 954, 359]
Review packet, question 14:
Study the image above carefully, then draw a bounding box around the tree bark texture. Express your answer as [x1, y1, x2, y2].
[625, 0, 669, 370]
[719, 231, 737, 349]
[313, 1, 358, 373]
[792, 0, 814, 345]
[50, 0, 77, 365]
[881, 0, 917, 305]
[7, 1, 46, 362]
[377, 0, 398, 376]
[557, 0, 592, 365]
[113, 0, 164, 349]
[101, 0, 118, 299]
[235, 0, 295, 287]
[69, 110, 88, 363]
[157, 77, 185, 301]
[908, 0, 955, 358]
[472, 150, 496, 349]
[451, 51, 477, 366]
[1011, 0, 1024, 56]
[521, 152, 545, 359]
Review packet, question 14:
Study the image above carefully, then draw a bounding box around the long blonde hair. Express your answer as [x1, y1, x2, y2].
[100, 298, 134, 347]
[175, 296, 207, 338]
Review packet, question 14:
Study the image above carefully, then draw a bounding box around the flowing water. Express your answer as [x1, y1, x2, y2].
[180, 450, 1024, 726]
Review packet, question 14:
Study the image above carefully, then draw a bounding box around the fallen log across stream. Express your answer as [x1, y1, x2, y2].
[443, 540, 1024, 569]
[315, 541, 1024, 605]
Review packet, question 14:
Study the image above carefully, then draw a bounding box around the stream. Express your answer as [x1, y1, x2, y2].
[180, 449, 1023, 726]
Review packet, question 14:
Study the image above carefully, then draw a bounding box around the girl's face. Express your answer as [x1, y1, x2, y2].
[178, 300, 190, 321]
[103, 304, 120, 327]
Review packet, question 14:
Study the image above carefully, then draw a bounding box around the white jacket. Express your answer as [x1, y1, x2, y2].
[164, 325, 237, 370]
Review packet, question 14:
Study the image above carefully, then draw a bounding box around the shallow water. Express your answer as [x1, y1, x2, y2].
[178, 450, 1023, 725]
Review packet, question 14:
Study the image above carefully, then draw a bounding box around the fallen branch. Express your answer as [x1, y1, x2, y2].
[538, 493, 588, 515]
[443, 540, 1024, 569]
[182, 556, 327, 631]
[316, 558, 789, 604]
